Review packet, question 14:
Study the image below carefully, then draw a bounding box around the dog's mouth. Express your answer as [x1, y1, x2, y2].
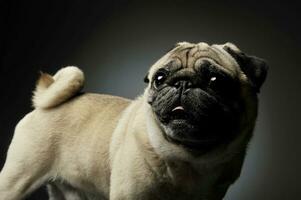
[163, 107, 221, 150]
[151, 87, 241, 152]
[170, 106, 189, 120]
[168, 105, 200, 126]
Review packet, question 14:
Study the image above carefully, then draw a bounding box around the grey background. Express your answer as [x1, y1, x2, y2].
[0, 0, 300, 199]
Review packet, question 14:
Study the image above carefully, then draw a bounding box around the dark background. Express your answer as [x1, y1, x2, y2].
[0, 0, 300, 199]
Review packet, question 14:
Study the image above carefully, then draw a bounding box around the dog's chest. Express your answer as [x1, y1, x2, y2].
[150, 161, 224, 199]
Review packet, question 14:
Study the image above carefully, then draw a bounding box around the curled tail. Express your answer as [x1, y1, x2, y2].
[32, 66, 84, 109]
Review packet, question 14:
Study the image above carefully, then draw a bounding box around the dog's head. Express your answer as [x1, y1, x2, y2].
[144, 42, 268, 153]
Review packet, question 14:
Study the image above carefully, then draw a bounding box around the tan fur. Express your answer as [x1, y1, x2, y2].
[32, 66, 84, 109]
[0, 42, 259, 200]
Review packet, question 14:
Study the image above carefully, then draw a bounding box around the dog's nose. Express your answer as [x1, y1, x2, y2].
[173, 80, 193, 92]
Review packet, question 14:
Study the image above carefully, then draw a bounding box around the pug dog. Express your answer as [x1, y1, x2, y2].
[0, 42, 268, 200]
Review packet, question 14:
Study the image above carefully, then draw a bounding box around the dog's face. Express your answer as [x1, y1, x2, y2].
[144, 42, 268, 152]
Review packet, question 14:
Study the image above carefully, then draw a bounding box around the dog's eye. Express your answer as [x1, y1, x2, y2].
[210, 76, 217, 82]
[208, 75, 218, 88]
[208, 74, 225, 88]
[153, 70, 168, 89]
[208, 73, 237, 94]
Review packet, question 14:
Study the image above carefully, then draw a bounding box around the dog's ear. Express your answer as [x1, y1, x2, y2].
[165, 42, 182, 53]
[223, 43, 268, 93]
[166, 41, 192, 53]
[144, 72, 149, 83]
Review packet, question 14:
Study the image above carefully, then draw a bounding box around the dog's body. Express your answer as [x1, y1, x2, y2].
[0, 42, 268, 200]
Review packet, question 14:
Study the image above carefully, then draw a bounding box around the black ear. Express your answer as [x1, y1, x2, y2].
[224, 46, 268, 93]
[144, 72, 149, 83]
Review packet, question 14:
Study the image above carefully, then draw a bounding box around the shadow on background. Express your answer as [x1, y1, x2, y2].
[0, 0, 300, 199]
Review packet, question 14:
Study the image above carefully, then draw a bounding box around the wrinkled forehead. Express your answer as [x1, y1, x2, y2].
[149, 42, 241, 77]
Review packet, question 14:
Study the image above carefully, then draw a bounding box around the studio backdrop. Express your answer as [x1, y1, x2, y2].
[0, 1, 300, 199]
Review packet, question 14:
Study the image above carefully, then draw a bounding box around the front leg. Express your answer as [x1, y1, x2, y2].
[208, 152, 246, 200]
[109, 144, 161, 200]
[207, 183, 232, 200]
